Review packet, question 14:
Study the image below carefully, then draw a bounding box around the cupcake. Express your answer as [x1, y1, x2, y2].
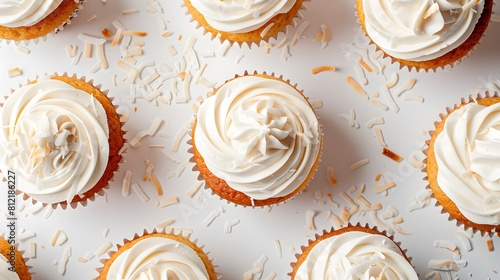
[183, 0, 304, 46]
[425, 93, 500, 235]
[0, 74, 124, 208]
[0, 0, 84, 43]
[0, 237, 31, 280]
[356, 0, 493, 70]
[97, 229, 217, 280]
[192, 72, 322, 207]
[290, 224, 418, 279]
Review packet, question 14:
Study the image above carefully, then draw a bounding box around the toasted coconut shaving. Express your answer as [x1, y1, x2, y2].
[347, 76, 369, 100]
[312, 65, 335, 74]
[382, 148, 403, 162]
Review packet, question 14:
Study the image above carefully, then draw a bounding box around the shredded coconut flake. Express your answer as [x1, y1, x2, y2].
[265, 271, 277, 280]
[409, 154, 425, 169]
[402, 94, 424, 103]
[370, 100, 389, 111]
[280, 44, 291, 62]
[18, 230, 36, 241]
[97, 43, 108, 69]
[456, 230, 473, 252]
[306, 209, 316, 230]
[260, 22, 275, 38]
[350, 159, 369, 170]
[94, 241, 113, 257]
[379, 85, 399, 113]
[487, 239, 494, 251]
[374, 127, 387, 147]
[327, 212, 344, 227]
[427, 259, 464, 271]
[132, 183, 149, 203]
[187, 180, 204, 198]
[157, 196, 178, 208]
[382, 148, 403, 162]
[385, 72, 399, 88]
[365, 116, 385, 128]
[7, 68, 22, 78]
[78, 33, 106, 46]
[354, 64, 368, 86]
[373, 181, 396, 194]
[151, 175, 163, 196]
[340, 191, 359, 215]
[217, 41, 231, 57]
[394, 78, 416, 97]
[320, 24, 330, 49]
[16, 45, 30, 54]
[58, 246, 71, 275]
[346, 76, 369, 101]
[434, 240, 457, 252]
[312, 65, 335, 74]
[369, 211, 394, 235]
[156, 218, 175, 229]
[29, 242, 36, 258]
[292, 21, 310, 46]
[122, 170, 132, 197]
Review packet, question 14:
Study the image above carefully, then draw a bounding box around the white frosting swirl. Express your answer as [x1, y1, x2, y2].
[106, 236, 209, 280]
[0, 78, 109, 204]
[195, 75, 320, 200]
[294, 231, 418, 280]
[434, 102, 500, 225]
[0, 0, 63, 28]
[362, 0, 484, 61]
[0, 253, 19, 280]
[189, 0, 296, 33]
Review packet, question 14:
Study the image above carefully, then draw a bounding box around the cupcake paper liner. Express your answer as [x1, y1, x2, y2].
[182, 0, 310, 48]
[95, 227, 218, 280]
[423, 90, 500, 237]
[354, 0, 493, 72]
[188, 70, 323, 208]
[2, 72, 126, 210]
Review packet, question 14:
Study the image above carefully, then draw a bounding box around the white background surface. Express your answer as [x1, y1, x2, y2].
[1, 0, 500, 279]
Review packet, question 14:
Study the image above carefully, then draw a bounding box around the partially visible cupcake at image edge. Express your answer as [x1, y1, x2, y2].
[290, 224, 418, 279]
[96, 228, 217, 280]
[191, 72, 322, 207]
[356, 0, 493, 71]
[425, 92, 500, 236]
[0, 0, 85, 43]
[0, 237, 31, 280]
[0, 74, 125, 209]
[183, 0, 305, 46]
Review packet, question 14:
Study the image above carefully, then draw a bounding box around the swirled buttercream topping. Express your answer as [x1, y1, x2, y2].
[294, 231, 418, 280]
[0, 78, 109, 204]
[195, 75, 320, 200]
[0, 253, 19, 280]
[0, 0, 63, 28]
[362, 0, 484, 61]
[106, 236, 209, 280]
[189, 0, 296, 33]
[434, 102, 500, 225]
